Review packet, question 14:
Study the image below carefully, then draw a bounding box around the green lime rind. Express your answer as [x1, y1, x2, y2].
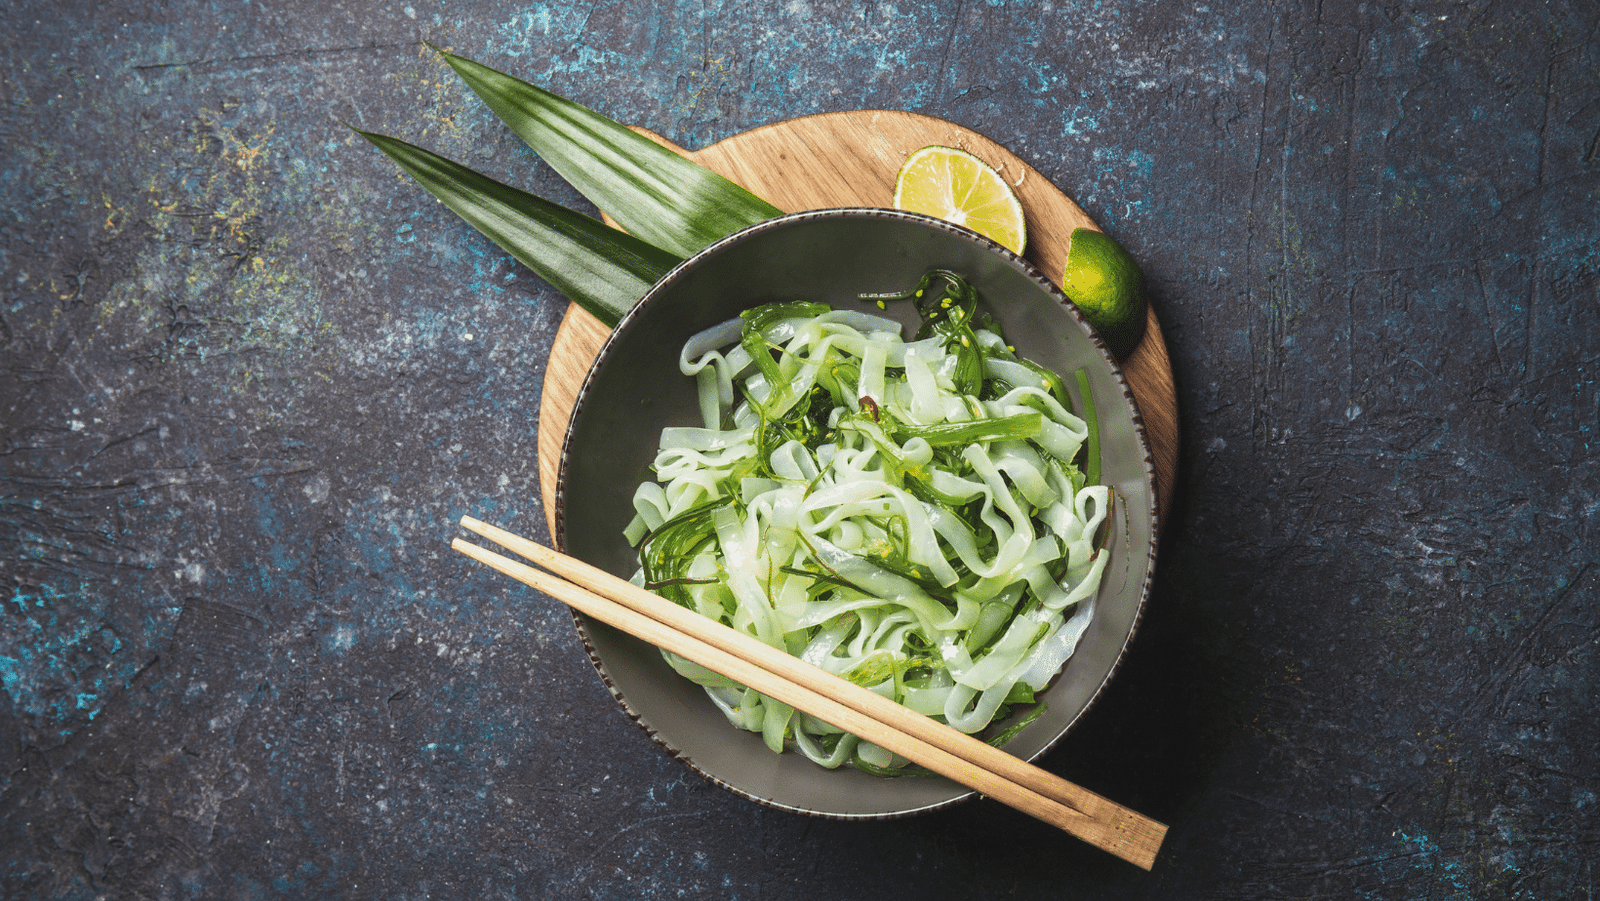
[1062, 227, 1148, 360]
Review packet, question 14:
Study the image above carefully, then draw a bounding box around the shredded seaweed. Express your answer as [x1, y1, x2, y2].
[624, 271, 1111, 772]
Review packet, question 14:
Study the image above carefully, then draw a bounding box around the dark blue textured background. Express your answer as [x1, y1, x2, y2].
[3, 1, 1597, 898]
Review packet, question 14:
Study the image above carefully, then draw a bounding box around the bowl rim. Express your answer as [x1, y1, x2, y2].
[555, 206, 1158, 818]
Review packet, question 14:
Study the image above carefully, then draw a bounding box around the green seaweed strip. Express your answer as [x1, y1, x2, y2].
[1074, 368, 1101, 487]
[985, 701, 1048, 748]
[740, 302, 832, 406]
[891, 412, 1043, 446]
[359, 130, 679, 327]
[847, 702, 1050, 779]
[638, 500, 729, 604]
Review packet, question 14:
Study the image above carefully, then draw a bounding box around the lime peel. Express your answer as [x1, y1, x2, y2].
[1062, 227, 1148, 359]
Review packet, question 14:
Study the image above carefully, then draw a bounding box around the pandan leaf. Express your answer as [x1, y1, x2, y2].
[436, 49, 784, 259]
[359, 129, 680, 327]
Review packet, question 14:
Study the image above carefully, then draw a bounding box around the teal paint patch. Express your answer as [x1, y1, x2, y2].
[0, 594, 129, 735]
[325, 623, 357, 653]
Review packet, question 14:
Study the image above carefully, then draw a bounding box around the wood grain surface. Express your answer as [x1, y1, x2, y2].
[537, 110, 1179, 536]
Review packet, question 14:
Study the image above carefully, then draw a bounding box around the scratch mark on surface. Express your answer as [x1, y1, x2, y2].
[934, 0, 965, 106]
[1473, 561, 1595, 716]
[131, 42, 425, 74]
[579, 812, 708, 867]
[1472, 259, 1508, 378]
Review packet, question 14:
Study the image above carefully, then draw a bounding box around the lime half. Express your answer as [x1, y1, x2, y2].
[1062, 227, 1148, 359]
[893, 145, 1027, 255]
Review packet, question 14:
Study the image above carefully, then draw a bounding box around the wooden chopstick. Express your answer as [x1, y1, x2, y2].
[453, 515, 1166, 869]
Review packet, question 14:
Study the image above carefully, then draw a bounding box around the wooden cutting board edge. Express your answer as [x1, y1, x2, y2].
[536, 110, 1178, 537]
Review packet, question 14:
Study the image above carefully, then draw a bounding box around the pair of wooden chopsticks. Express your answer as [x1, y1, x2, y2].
[452, 515, 1166, 869]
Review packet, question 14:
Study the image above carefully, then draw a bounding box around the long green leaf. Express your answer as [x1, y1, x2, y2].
[359, 129, 680, 327]
[436, 49, 784, 259]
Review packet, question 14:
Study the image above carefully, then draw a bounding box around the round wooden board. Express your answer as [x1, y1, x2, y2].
[537, 110, 1179, 536]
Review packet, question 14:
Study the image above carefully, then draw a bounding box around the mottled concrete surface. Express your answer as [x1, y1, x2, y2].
[3, 1, 1597, 898]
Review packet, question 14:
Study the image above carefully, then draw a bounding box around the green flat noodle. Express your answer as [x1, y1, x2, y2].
[626, 271, 1110, 771]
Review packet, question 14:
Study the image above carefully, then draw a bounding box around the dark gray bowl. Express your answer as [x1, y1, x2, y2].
[557, 208, 1156, 818]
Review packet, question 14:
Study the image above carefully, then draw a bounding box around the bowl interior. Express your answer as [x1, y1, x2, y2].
[557, 208, 1156, 818]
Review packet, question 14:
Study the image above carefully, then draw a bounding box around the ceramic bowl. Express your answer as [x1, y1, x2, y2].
[557, 208, 1156, 818]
